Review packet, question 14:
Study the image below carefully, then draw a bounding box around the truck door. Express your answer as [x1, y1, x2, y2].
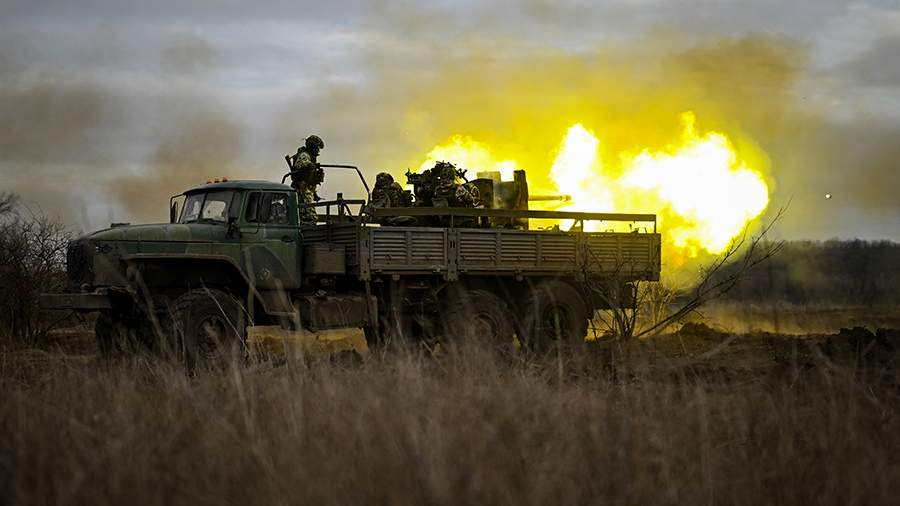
[241, 191, 301, 290]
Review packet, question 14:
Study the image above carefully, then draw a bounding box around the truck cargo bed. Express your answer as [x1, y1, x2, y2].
[303, 223, 660, 282]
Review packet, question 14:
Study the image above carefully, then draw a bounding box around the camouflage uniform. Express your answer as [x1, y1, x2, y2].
[427, 162, 481, 208]
[420, 162, 483, 227]
[371, 172, 398, 208]
[431, 162, 460, 207]
[372, 172, 412, 225]
[290, 135, 324, 224]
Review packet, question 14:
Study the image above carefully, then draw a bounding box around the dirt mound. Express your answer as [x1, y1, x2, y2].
[678, 322, 730, 339]
[822, 327, 900, 367]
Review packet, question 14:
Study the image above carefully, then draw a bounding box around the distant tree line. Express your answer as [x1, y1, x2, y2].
[711, 239, 900, 305]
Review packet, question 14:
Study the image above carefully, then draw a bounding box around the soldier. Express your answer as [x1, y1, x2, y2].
[429, 161, 481, 208]
[371, 172, 397, 209]
[289, 135, 325, 224]
[422, 161, 482, 227]
[371, 172, 413, 225]
[431, 161, 460, 207]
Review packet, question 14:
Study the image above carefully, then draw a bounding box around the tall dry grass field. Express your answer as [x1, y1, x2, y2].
[1, 333, 898, 505]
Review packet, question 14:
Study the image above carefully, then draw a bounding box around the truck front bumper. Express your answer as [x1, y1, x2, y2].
[40, 291, 112, 311]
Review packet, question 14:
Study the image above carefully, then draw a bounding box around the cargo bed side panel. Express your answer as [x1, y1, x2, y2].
[369, 227, 448, 273]
[584, 233, 661, 281]
[304, 223, 661, 281]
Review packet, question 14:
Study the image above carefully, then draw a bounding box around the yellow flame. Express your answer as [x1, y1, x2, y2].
[418, 112, 770, 263]
[618, 113, 769, 255]
[544, 124, 613, 230]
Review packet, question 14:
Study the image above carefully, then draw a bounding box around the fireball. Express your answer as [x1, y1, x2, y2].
[618, 114, 769, 255]
[418, 112, 770, 263]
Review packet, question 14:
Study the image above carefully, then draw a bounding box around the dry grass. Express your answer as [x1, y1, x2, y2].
[1, 332, 899, 506]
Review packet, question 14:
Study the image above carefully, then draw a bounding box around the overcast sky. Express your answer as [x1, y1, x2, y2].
[1, 0, 898, 239]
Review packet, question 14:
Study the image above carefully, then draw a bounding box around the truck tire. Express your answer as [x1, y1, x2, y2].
[518, 280, 589, 353]
[169, 288, 247, 367]
[440, 288, 515, 350]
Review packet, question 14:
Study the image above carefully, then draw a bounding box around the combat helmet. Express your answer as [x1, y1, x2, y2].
[375, 172, 394, 187]
[305, 135, 325, 152]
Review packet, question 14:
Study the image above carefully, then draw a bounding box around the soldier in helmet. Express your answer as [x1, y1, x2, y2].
[289, 135, 325, 224]
[371, 172, 413, 225]
[371, 172, 396, 209]
[431, 161, 460, 207]
[425, 161, 483, 226]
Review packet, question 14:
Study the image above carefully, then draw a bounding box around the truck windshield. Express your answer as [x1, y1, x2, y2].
[180, 191, 239, 224]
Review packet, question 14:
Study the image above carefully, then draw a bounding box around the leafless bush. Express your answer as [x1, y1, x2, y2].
[0, 194, 72, 343]
[591, 207, 786, 342]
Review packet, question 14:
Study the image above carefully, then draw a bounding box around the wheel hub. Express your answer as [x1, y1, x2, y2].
[198, 315, 229, 354]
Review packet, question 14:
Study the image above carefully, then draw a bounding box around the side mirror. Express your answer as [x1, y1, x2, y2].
[170, 201, 179, 223]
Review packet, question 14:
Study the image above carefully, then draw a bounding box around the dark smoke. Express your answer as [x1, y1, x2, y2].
[113, 105, 244, 222]
[0, 78, 124, 165]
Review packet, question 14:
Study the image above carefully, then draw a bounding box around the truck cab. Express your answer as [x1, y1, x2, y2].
[44, 180, 334, 363]
[63, 180, 302, 299]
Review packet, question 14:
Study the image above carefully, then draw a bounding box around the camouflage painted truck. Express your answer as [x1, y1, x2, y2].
[40, 166, 661, 362]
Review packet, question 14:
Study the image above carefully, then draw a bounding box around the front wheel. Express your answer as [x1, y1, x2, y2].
[169, 288, 247, 367]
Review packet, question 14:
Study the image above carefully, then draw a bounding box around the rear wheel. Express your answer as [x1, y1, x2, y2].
[518, 280, 589, 353]
[440, 288, 515, 352]
[169, 288, 247, 367]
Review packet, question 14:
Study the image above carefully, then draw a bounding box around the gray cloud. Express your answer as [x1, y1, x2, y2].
[838, 35, 900, 87]
[160, 34, 218, 75]
[0, 77, 126, 165]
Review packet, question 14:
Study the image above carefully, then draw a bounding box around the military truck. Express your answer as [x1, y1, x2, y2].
[41, 165, 661, 362]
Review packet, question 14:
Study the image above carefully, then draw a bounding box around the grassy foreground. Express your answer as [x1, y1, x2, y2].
[1, 331, 898, 505]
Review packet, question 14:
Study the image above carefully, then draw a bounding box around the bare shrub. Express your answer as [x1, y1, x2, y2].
[590, 207, 786, 342]
[0, 194, 72, 343]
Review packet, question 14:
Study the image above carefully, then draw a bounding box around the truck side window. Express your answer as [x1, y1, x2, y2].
[266, 193, 289, 225]
[245, 192, 289, 225]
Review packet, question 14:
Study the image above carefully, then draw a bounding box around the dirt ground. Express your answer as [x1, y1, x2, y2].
[697, 302, 900, 335]
[14, 303, 900, 378]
